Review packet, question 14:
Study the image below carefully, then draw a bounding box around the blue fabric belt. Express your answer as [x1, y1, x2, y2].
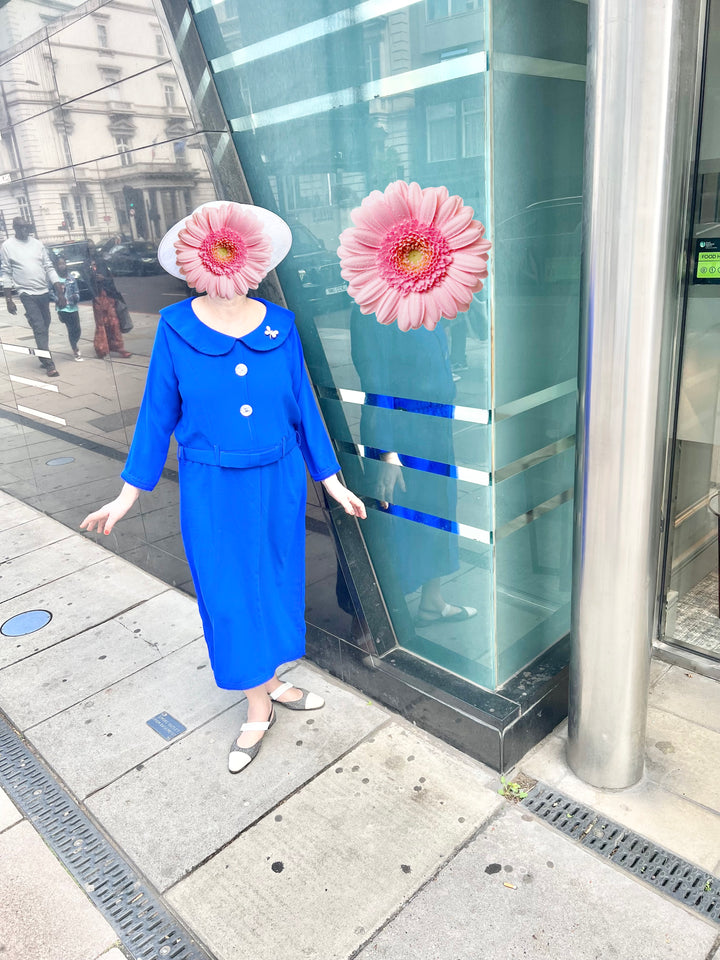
[178, 432, 299, 468]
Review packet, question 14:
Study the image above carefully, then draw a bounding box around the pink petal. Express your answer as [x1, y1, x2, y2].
[433, 194, 464, 230]
[451, 251, 491, 272]
[383, 181, 412, 222]
[417, 186, 441, 225]
[338, 253, 377, 271]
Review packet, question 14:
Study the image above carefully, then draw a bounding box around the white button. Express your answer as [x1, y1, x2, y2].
[235, 363, 248, 376]
[240, 404, 253, 417]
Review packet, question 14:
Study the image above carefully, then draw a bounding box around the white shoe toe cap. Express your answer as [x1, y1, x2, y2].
[305, 691, 325, 709]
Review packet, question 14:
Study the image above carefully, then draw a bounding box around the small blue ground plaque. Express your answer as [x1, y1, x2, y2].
[1, 610, 52, 637]
[146, 713, 186, 741]
[46, 457, 75, 466]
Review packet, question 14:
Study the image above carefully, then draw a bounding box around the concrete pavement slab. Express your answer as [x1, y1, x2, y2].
[646, 706, 720, 810]
[0, 533, 109, 600]
[0, 786, 21, 832]
[166, 722, 502, 960]
[355, 806, 718, 960]
[87, 664, 387, 890]
[0, 590, 202, 728]
[0, 499, 38, 532]
[28, 637, 239, 798]
[0, 514, 76, 561]
[651, 665, 720, 733]
[0, 556, 165, 669]
[0, 821, 117, 960]
[522, 734, 720, 873]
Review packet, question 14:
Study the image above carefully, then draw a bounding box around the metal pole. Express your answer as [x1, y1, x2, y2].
[568, 0, 705, 787]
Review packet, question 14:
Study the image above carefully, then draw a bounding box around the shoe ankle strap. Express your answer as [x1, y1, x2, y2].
[269, 681, 294, 701]
[240, 719, 272, 732]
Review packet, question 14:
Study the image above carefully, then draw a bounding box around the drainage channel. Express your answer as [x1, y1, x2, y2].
[0, 713, 216, 960]
[522, 782, 720, 925]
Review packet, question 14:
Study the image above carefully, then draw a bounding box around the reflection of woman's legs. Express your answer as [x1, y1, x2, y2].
[93, 297, 109, 358]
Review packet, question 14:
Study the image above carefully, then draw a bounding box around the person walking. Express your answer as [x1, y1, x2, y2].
[81, 241, 131, 359]
[53, 257, 83, 361]
[0, 217, 66, 377]
[80, 201, 366, 774]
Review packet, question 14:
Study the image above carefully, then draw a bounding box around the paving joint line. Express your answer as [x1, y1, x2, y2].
[162, 715, 394, 895]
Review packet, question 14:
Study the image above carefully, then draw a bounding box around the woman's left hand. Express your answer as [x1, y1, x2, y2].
[322, 474, 367, 519]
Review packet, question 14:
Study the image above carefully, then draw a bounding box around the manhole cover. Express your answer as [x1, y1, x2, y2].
[1, 610, 52, 636]
[46, 457, 75, 466]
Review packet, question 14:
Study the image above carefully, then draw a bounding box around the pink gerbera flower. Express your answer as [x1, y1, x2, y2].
[174, 203, 273, 298]
[338, 181, 491, 331]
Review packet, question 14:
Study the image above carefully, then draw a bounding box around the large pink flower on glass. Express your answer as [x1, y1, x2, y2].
[338, 181, 491, 331]
[174, 203, 273, 298]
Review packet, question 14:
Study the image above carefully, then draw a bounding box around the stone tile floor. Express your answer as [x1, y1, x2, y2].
[0, 488, 719, 960]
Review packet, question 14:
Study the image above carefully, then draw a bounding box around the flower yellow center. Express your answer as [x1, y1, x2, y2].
[212, 241, 235, 263]
[402, 247, 430, 270]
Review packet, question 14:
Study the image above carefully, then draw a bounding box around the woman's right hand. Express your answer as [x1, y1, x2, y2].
[80, 483, 140, 536]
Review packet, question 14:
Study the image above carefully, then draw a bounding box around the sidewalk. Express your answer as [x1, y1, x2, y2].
[0, 488, 719, 960]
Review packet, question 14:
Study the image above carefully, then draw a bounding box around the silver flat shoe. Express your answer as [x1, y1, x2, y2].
[228, 707, 276, 774]
[269, 681, 324, 711]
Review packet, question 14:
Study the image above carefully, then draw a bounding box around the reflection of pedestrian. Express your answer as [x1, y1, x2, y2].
[0, 217, 65, 377]
[81, 242, 131, 359]
[52, 257, 83, 361]
[350, 305, 476, 624]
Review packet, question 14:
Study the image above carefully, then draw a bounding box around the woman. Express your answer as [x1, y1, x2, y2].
[82, 240, 131, 359]
[81, 202, 365, 773]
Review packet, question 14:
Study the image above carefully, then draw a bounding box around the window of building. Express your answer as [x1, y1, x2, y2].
[164, 84, 176, 108]
[73, 196, 85, 229]
[85, 195, 96, 227]
[17, 196, 31, 223]
[97, 23, 109, 49]
[60, 195, 74, 230]
[115, 135, 134, 166]
[427, 0, 479, 21]
[155, 32, 165, 56]
[426, 102, 457, 162]
[462, 97, 483, 157]
[365, 38, 381, 83]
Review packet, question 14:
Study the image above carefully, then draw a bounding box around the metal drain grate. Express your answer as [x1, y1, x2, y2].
[522, 783, 720, 924]
[0, 714, 216, 960]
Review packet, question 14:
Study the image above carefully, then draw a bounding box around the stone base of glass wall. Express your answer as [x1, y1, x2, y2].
[305, 625, 569, 773]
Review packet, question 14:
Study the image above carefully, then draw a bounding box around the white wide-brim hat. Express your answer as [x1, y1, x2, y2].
[157, 200, 292, 282]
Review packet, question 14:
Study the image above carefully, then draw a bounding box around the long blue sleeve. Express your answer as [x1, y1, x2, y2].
[121, 321, 181, 491]
[290, 328, 340, 482]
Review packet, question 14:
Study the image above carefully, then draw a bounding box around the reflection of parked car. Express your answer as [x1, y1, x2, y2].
[494, 197, 582, 293]
[287, 220, 348, 312]
[102, 241, 162, 276]
[48, 241, 93, 300]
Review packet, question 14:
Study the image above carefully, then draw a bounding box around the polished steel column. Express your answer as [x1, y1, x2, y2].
[568, 0, 705, 787]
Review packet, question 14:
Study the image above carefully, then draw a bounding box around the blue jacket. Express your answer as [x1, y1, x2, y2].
[121, 297, 340, 491]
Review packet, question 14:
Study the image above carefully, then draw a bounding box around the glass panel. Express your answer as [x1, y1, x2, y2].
[491, 4, 585, 683]
[0, 41, 57, 125]
[0, 0, 87, 57]
[49, 0, 172, 103]
[663, 0, 720, 661]
[193, 0, 494, 683]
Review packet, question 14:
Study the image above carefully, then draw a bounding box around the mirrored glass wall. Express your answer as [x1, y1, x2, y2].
[189, 0, 586, 689]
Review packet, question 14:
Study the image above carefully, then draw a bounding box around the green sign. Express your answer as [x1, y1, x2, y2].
[695, 239, 720, 284]
[696, 251, 720, 280]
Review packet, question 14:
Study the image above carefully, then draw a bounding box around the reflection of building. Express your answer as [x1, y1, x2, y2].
[0, 0, 213, 246]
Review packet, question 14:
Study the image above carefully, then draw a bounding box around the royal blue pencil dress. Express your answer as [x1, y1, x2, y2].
[121, 297, 341, 690]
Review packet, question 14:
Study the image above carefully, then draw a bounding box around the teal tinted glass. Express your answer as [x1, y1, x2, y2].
[191, 0, 585, 690]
